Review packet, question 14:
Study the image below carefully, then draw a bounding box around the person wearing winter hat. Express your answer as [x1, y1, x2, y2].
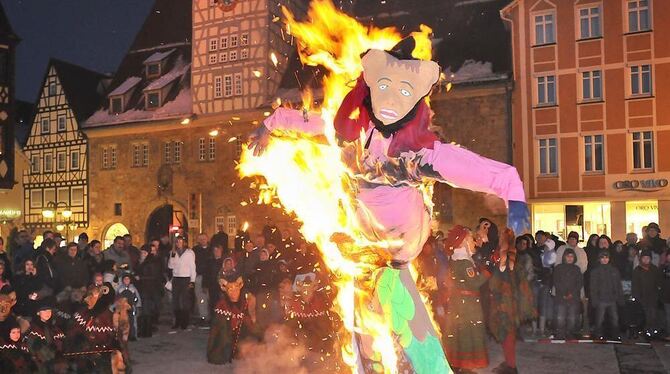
[589, 250, 624, 339]
[555, 231, 588, 273]
[0, 316, 35, 373]
[25, 297, 66, 373]
[632, 249, 663, 336]
[443, 225, 490, 371]
[552, 248, 583, 340]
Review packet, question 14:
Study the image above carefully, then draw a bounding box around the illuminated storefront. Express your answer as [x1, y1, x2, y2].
[532, 202, 611, 240]
[625, 201, 659, 238]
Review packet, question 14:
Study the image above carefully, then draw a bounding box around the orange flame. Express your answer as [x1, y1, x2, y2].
[239, 1, 437, 372]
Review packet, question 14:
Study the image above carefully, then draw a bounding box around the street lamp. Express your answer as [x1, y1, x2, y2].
[42, 201, 74, 241]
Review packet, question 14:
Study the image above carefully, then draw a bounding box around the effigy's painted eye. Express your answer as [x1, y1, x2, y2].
[379, 84, 388, 90]
[400, 89, 412, 97]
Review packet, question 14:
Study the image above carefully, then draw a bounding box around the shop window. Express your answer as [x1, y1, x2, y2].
[632, 131, 653, 170]
[534, 12, 555, 45]
[626, 201, 658, 238]
[539, 138, 558, 175]
[584, 135, 604, 172]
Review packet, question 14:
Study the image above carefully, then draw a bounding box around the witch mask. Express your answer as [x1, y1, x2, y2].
[361, 46, 440, 126]
[0, 291, 17, 321]
[220, 276, 244, 302]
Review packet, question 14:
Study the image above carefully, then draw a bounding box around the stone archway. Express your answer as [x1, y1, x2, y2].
[103, 222, 130, 249]
[145, 204, 189, 244]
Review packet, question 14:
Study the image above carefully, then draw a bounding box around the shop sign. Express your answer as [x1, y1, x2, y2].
[613, 179, 668, 192]
[0, 209, 21, 218]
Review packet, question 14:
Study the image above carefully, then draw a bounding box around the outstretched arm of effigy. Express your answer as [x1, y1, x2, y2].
[262, 107, 326, 135]
[418, 141, 526, 203]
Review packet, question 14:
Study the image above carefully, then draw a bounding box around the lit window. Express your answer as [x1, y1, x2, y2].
[132, 144, 141, 167]
[241, 33, 249, 46]
[30, 190, 43, 208]
[220, 36, 228, 49]
[534, 13, 555, 45]
[227, 215, 237, 236]
[214, 76, 223, 98]
[537, 75, 556, 105]
[31, 155, 40, 174]
[209, 54, 218, 65]
[219, 52, 228, 63]
[209, 38, 218, 51]
[146, 91, 160, 109]
[582, 70, 602, 100]
[57, 152, 66, 171]
[44, 153, 53, 173]
[41, 118, 50, 134]
[174, 141, 182, 163]
[57, 116, 66, 132]
[579, 6, 601, 39]
[71, 151, 80, 170]
[632, 131, 653, 170]
[224, 75, 233, 97]
[142, 144, 149, 166]
[71, 186, 84, 206]
[539, 138, 558, 175]
[630, 65, 652, 95]
[240, 49, 248, 59]
[584, 135, 604, 172]
[628, 0, 650, 33]
[110, 96, 123, 114]
[234, 73, 243, 96]
[230, 34, 238, 47]
[198, 138, 206, 161]
[229, 50, 237, 61]
[209, 137, 216, 160]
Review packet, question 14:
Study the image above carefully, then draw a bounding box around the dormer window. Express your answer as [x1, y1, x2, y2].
[146, 91, 161, 110]
[146, 63, 161, 78]
[110, 96, 123, 114]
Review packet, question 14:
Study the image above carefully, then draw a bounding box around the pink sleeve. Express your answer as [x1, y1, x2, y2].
[420, 141, 526, 203]
[263, 107, 325, 136]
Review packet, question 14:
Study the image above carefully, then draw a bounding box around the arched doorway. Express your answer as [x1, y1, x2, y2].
[145, 204, 188, 243]
[103, 223, 130, 249]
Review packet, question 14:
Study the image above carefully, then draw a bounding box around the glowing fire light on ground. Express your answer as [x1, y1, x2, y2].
[239, 1, 437, 372]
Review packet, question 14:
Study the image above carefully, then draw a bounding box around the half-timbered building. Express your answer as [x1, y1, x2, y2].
[23, 59, 108, 233]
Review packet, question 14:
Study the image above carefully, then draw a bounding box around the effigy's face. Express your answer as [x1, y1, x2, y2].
[362, 49, 440, 125]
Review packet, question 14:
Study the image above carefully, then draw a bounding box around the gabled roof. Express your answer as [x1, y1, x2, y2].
[84, 0, 192, 127]
[0, 2, 19, 43]
[49, 59, 110, 123]
[15, 100, 34, 147]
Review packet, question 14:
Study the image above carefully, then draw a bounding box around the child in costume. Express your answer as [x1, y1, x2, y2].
[249, 36, 528, 373]
[25, 297, 66, 374]
[285, 272, 333, 354]
[207, 273, 257, 365]
[0, 309, 35, 373]
[443, 225, 490, 371]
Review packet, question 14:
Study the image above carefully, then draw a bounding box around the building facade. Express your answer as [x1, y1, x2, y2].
[502, 0, 670, 240]
[22, 60, 107, 239]
[0, 4, 19, 190]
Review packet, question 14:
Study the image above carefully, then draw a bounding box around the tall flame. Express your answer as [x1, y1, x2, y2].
[239, 1, 436, 372]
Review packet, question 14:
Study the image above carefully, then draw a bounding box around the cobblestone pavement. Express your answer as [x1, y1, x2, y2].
[129, 323, 670, 374]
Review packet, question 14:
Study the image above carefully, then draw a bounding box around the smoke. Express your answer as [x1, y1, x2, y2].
[232, 325, 311, 373]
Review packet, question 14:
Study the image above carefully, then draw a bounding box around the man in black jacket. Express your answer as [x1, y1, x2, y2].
[54, 242, 89, 289]
[632, 249, 663, 335]
[34, 238, 59, 294]
[553, 248, 583, 339]
[590, 250, 624, 339]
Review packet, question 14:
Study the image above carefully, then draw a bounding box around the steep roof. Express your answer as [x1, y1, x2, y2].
[0, 2, 19, 43]
[84, 0, 192, 127]
[14, 100, 34, 147]
[50, 59, 110, 123]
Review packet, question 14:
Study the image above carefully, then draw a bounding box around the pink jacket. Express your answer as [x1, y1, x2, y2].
[264, 108, 525, 261]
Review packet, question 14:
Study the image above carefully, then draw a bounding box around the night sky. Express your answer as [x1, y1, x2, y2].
[1, 0, 155, 101]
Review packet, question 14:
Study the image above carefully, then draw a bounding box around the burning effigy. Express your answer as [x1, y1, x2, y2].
[239, 1, 528, 373]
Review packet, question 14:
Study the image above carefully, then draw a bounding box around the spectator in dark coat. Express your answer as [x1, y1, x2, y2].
[661, 251, 670, 341]
[84, 240, 105, 277]
[13, 259, 49, 317]
[12, 230, 34, 274]
[210, 229, 229, 254]
[136, 245, 162, 337]
[0, 237, 12, 281]
[34, 238, 59, 294]
[239, 240, 260, 292]
[54, 242, 89, 289]
[205, 245, 226, 314]
[553, 248, 583, 339]
[641, 222, 666, 266]
[590, 250, 624, 339]
[632, 249, 663, 333]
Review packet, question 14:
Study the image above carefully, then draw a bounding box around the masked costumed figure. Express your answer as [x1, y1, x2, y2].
[207, 274, 256, 365]
[249, 35, 528, 373]
[67, 282, 122, 373]
[487, 228, 536, 374]
[442, 225, 490, 371]
[285, 273, 333, 354]
[25, 297, 67, 374]
[0, 311, 35, 373]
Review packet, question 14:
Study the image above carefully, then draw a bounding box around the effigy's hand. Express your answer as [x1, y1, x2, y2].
[507, 200, 530, 236]
[247, 125, 271, 157]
